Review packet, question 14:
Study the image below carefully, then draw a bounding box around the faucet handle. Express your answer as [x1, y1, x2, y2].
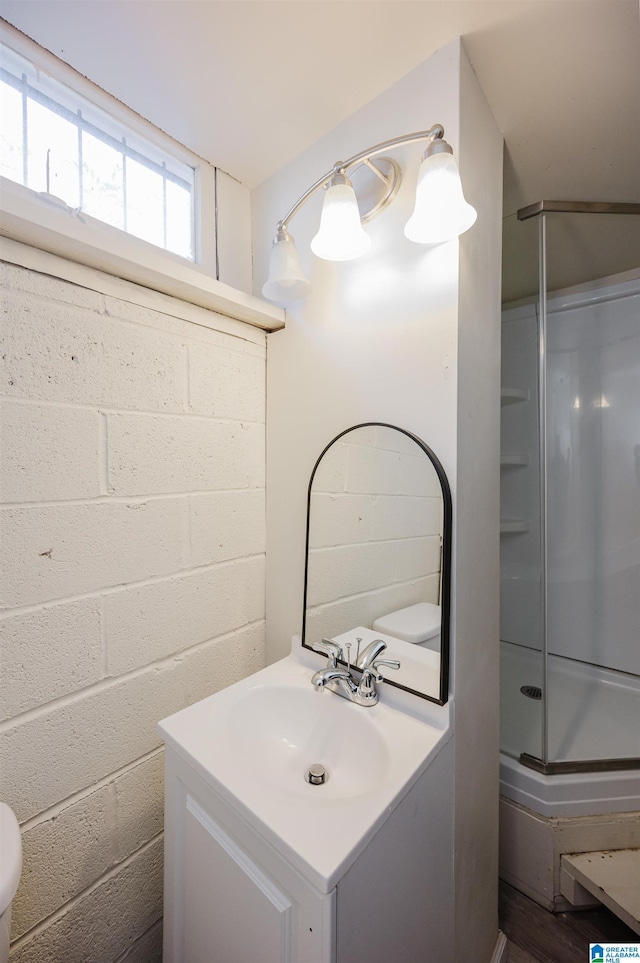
[360, 659, 400, 686]
[312, 639, 342, 668]
[373, 658, 401, 672]
[355, 664, 385, 704]
[355, 657, 401, 704]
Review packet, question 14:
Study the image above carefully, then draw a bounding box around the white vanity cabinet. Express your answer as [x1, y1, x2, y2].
[163, 739, 454, 963]
[159, 654, 454, 963]
[163, 749, 336, 963]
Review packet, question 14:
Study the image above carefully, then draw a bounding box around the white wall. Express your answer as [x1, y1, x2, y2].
[454, 49, 503, 963]
[216, 168, 253, 295]
[0, 256, 266, 962]
[253, 38, 502, 962]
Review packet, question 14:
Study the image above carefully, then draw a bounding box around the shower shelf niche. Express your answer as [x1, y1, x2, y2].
[501, 387, 529, 405]
[500, 454, 530, 467]
[500, 519, 530, 534]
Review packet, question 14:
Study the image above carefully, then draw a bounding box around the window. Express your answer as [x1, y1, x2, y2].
[0, 40, 196, 261]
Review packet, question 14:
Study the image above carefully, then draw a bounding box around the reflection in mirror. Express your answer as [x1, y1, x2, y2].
[302, 424, 451, 704]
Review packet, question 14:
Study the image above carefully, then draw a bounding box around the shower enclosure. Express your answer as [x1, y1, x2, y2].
[500, 202, 640, 800]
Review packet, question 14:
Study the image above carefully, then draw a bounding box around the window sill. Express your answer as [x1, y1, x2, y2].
[0, 183, 285, 332]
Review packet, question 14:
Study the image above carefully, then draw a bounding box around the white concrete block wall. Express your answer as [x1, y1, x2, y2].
[0, 259, 267, 961]
[306, 430, 443, 643]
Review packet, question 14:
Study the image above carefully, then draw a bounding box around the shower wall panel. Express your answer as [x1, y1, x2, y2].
[546, 277, 640, 677]
[501, 276, 639, 679]
[500, 304, 541, 651]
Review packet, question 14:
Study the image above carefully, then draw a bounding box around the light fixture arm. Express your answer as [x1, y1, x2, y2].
[277, 123, 446, 230]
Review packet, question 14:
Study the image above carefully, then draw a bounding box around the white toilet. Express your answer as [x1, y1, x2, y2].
[0, 803, 22, 963]
[372, 602, 441, 651]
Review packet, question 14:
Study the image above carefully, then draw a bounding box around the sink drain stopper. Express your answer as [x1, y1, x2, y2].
[305, 764, 327, 785]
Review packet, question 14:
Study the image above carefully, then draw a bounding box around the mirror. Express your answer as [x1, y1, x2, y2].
[302, 423, 451, 704]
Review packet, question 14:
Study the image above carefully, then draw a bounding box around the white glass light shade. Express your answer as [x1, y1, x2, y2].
[404, 151, 477, 244]
[310, 182, 371, 261]
[262, 231, 311, 302]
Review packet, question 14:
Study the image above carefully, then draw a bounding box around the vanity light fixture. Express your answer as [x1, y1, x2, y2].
[262, 124, 476, 303]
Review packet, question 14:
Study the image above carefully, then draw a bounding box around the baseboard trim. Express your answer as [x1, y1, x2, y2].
[490, 930, 508, 963]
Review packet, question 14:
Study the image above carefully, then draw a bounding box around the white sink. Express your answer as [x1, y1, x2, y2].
[159, 652, 451, 892]
[226, 684, 390, 800]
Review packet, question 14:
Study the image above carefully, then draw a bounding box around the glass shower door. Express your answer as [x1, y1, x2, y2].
[501, 203, 640, 773]
[544, 211, 640, 768]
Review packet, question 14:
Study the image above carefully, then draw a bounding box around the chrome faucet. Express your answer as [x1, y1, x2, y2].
[311, 665, 360, 699]
[311, 638, 400, 707]
[356, 638, 388, 670]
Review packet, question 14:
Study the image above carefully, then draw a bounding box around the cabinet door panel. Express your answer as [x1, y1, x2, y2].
[163, 750, 336, 963]
[185, 797, 292, 963]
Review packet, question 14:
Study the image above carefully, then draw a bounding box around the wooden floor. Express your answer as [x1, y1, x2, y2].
[499, 881, 638, 963]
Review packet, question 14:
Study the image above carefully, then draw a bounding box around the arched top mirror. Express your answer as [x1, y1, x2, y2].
[302, 423, 451, 705]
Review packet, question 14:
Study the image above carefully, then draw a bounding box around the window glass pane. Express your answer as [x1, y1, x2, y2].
[82, 131, 124, 230]
[26, 98, 79, 206]
[126, 158, 164, 248]
[0, 80, 24, 183]
[166, 180, 193, 259]
[1, 40, 197, 262]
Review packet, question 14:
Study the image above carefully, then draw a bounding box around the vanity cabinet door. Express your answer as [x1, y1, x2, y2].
[184, 797, 296, 963]
[164, 750, 336, 963]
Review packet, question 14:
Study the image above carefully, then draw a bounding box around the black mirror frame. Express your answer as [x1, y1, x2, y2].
[301, 423, 451, 706]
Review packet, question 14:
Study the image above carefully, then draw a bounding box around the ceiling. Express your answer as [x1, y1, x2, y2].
[1, 1, 638, 208]
[1, 1, 638, 299]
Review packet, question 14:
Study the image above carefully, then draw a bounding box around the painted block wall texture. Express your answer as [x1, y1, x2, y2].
[305, 427, 443, 643]
[0, 261, 267, 961]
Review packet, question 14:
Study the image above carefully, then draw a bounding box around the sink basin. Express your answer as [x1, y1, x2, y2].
[226, 684, 390, 800]
[159, 650, 451, 892]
